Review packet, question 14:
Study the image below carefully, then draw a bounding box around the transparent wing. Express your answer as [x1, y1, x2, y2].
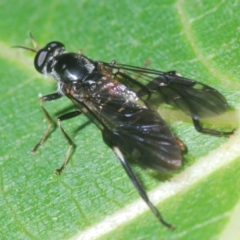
[69, 88, 182, 171]
[102, 62, 229, 119]
[102, 108, 182, 171]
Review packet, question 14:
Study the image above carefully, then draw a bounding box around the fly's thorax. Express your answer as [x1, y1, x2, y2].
[49, 53, 103, 98]
[51, 53, 97, 83]
[57, 76, 105, 100]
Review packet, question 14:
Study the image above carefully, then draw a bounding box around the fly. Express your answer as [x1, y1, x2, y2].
[15, 35, 233, 230]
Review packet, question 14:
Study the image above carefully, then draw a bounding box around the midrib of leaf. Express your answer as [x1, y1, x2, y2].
[0, 41, 37, 75]
[70, 130, 240, 240]
[219, 198, 240, 240]
[175, 0, 240, 89]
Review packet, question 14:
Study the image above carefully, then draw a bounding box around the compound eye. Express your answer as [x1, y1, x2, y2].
[34, 41, 65, 74]
[34, 49, 48, 73]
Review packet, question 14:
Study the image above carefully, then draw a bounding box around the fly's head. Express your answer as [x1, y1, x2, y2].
[34, 42, 65, 76]
[14, 34, 102, 97]
[13, 34, 65, 77]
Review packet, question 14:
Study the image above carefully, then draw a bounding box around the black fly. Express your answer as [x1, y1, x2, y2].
[15, 35, 233, 230]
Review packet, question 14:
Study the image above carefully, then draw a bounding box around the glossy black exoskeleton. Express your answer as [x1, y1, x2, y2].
[16, 37, 233, 229]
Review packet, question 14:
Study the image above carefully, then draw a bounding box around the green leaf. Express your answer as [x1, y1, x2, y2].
[0, 1, 240, 239]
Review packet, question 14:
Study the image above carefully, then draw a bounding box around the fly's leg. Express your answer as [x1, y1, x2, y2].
[54, 111, 82, 174]
[113, 146, 175, 230]
[32, 92, 62, 153]
[33, 92, 81, 173]
[192, 118, 234, 136]
[164, 71, 235, 136]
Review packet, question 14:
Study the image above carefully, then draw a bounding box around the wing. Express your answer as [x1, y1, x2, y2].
[102, 108, 182, 171]
[102, 62, 229, 119]
[69, 83, 182, 171]
[140, 72, 229, 119]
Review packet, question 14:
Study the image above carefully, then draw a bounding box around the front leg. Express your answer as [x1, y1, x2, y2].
[32, 92, 62, 153]
[54, 111, 82, 174]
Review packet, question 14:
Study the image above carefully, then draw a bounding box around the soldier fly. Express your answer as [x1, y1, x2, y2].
[15, 35, 233, 230]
